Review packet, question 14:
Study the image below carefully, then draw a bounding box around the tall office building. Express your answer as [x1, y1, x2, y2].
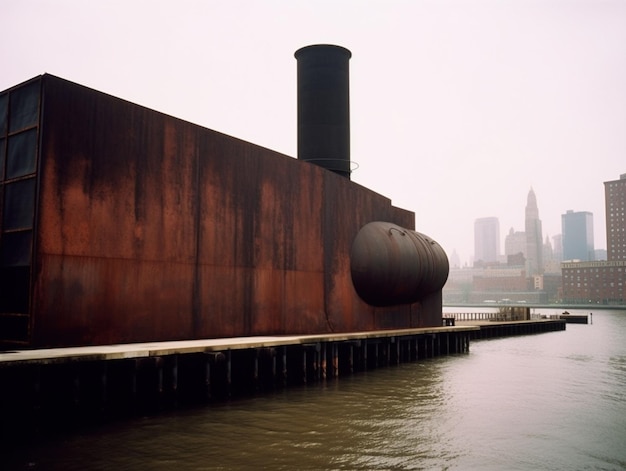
[504, 228, 526, 258]
[525, 188, 543, 276]
[605, 173, 626, 261]
[561, 210, 594, 261]
[449, 249, 461, 269]
[552, 234, 563, 262]
[542, 235, 554, 263]
[542, 235, 562, 274]
[474, 217, 500, 264]
[562, 174, 625, 304]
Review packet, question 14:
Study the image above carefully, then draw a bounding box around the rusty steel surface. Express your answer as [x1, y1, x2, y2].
[350, 221, 449, 307]
[1, 73, 447, 349]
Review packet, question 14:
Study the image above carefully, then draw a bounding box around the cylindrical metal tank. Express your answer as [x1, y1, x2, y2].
[294, 44, 352, 179]
[350, 221, 449, 306]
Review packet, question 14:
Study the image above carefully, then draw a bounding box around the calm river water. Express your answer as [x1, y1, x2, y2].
[5, 308, 626, 470]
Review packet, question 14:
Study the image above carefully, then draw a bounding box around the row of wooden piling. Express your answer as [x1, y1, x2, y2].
[0, 329, 473, 434]
[0, 321, 565, 437]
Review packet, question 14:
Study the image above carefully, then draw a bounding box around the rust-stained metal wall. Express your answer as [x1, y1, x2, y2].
[0, 73, 446, 349]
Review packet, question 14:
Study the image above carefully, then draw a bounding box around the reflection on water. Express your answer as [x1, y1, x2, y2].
[5, 309, 626, 470]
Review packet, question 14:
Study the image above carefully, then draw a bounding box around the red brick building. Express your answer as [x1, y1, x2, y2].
[561, 173, 626, 305]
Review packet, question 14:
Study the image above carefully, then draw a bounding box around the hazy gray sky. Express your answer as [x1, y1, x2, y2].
[3, 0, 625, 265]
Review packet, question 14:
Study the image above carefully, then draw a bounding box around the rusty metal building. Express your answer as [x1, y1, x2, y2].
[0, 46, 449, 349]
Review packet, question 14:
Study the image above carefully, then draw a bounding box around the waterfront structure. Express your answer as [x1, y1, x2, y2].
[561, 260, 625, 304]
[561, 173, 625, 304]
[525, 188, 543, 277]
[561, 210, 594, 261]
[605, 173, 626, 261]
[474, 217, 500, 265]
[0, 315, 564, 435]
[472, 266, 527, 293]
[0, 45, 449, 349]
[442, 264, 553, 304]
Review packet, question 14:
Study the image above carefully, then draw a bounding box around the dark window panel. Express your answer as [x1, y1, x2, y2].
[0, 137, 5, 180]
[0, 266, 31, 315]
[0, 93, 7, 135]
[0, 230, 32, 267]
[2, 179, 36, 230]
[9, 80, 40, 132]
[7, 129, 37, 179]
[0, 315, 29, 340]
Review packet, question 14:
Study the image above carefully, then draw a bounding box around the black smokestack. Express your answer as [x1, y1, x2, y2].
[295, 44, 352, 179]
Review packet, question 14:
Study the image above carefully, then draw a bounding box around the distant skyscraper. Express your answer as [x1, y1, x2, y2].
[449, 249, 461, 269]
[474, 217, 500, 264]
[543, 235, 554, 263]
[524, 188, 543, 276]
[504, 227, 525, 257]
[552, 234, 563, 262]
[542, 235, 561, 274]
[559, 174, 625, 304]
[604, 173, 626, 261]
[561, 210, 594, 261]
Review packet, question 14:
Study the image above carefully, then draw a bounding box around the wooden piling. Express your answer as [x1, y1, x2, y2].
[0, 322, 565, 433]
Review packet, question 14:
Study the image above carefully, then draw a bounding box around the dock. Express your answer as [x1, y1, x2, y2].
[0, 320, 565, 437]
[454, 319, 567, 339]
[558, 312, 590, 324]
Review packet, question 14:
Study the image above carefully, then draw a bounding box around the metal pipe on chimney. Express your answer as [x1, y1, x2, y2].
[294, 44, 352, 179]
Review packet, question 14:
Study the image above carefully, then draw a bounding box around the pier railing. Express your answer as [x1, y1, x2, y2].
[446, 311, 527, 322]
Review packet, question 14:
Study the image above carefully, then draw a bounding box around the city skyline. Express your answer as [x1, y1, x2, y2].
[464, 187, 603, 267]
[446, 172, 625, 304]
[3, 1, 624, 267]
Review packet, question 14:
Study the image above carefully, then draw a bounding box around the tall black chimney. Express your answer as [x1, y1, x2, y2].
[295, 44, 352, 179]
